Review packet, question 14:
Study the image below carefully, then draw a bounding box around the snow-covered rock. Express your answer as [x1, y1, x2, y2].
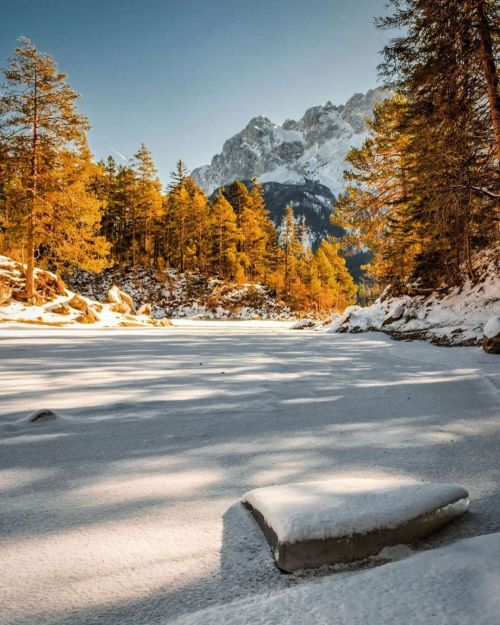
[382, 302, 404, 326]
[0, 282, 12, 304]
[483, 315, 500, 354]
[0, 255, 160, 328]
[484, 315, 500, 339]
[107, 285, 136, 314]
[27, 409, 59, 423]
[169, 531, 500, 625]
[290, 318, 317, 330]
[242, 478, 469, 572]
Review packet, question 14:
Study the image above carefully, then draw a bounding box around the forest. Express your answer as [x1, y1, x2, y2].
[336, 0, 499, 293]
[0, 38, 355, 314]
[0, 0, 498, 317]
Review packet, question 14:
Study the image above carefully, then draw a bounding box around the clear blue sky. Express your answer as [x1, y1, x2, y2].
[1, 0, 392, 184]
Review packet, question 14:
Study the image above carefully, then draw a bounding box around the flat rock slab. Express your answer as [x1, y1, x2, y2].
[242, 478, 469, 572]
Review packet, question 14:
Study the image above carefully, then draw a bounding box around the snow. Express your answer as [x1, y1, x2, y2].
[484, 316, 500, 339]
[0, 255, 156, 328]
[0, 326, 499, 625]
[242, 478, 469, 544]
[319, 250, 500, 346]
[169, 531, 500, 625]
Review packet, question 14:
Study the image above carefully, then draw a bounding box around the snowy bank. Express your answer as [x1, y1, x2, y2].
[0, 255, 160, 327]
[170, 531, 500, 625]
[319, 250, 500, 346]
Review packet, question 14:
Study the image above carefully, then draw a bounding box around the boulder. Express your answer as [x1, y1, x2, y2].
[106, 285, 122, 305]
[67, 293, 89, 311]
[110, 302, 130, 314]
[119, 289, 136, 313]
[107, 285, 136, 314]
[291, 318, 316, 330]
[0, 282, 12, 305]
[157, 318, 173, 327]
[76, 307, 99, 324]
[242, 478, 469, 572]
[46, 302, 71, 316]
[382, 302, 404, 326]
[27, 409, 58, 423]
[482, 315, 500, 354]
[137, 302, 152, 315]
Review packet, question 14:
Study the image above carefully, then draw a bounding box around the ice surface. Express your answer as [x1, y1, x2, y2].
[0, 327, 499, 624]
[170, 531, 500, 625]
[242, 478, 468, 544]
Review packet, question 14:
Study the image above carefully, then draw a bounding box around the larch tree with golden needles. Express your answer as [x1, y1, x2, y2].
[132, 143, 163, 266]
[0, 38, 109, 300]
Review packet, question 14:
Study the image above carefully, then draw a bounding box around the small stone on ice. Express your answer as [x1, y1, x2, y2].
[27, 409, 59, 423]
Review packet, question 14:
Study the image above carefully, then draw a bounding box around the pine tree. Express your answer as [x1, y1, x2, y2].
[375, 1, 498, 286]
[279, 205, 302, 298]
[132, 143, 162, 265]
[209, 192, 240, 279]
[0, 38, 108, 298]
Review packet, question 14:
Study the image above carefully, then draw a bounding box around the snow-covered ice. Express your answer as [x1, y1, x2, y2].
[242, 478, 469, 543]
[169, 531, 500, 625]
[0, 325, 499, 624]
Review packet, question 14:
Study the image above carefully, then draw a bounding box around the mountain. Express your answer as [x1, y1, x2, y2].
[192, 87, 387, 279]
[192, 88, 387, 196]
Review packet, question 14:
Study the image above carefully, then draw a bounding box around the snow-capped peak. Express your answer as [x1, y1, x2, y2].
[192, 87, 389, 195]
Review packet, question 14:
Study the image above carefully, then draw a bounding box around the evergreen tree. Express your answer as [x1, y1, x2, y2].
[132, 143, 162, 265]
[0, 38, 109, 298]
[279, 205, 302, 298]
[375, 0, 498, 285]
[209, 192, 240, 279]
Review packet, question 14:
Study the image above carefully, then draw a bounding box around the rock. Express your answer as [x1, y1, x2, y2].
[482, 315, 500, 354]
[291, 318, 316, 330]
[67, 294, 89, 311]
[137, 302, 152, 315]
[46, 302, 71, 316]
[119, 289, 136, 313]
[27, 409, 58, 423]
[107, 285, 136, 314]
[157, 318, 173, 327]
[0, 282, 12, 305]
[110, 302, 130, 314]
[106, 285, 122, 305]
[382, 303, 404, 326]
[76, 307, 99, 324]
[242, 478, 469, 572]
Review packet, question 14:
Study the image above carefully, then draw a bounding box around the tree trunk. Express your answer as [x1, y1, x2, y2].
[476, 0, 500, 160]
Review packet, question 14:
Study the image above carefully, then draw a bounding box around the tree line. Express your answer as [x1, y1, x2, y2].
[0, 38, 355, 313]
[336, 0, 499, 292]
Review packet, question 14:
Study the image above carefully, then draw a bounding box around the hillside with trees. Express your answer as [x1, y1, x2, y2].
[335, 0, 499, 293]
[0, 39, 356, 319]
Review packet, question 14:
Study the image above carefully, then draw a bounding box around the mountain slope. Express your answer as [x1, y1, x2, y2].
[192, 88, 388, 196]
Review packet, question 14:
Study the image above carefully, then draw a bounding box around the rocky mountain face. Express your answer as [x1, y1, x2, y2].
[193, 88, 387, 197]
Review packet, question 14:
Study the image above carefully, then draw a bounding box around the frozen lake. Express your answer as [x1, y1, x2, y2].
[0, 325, 499, 625]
